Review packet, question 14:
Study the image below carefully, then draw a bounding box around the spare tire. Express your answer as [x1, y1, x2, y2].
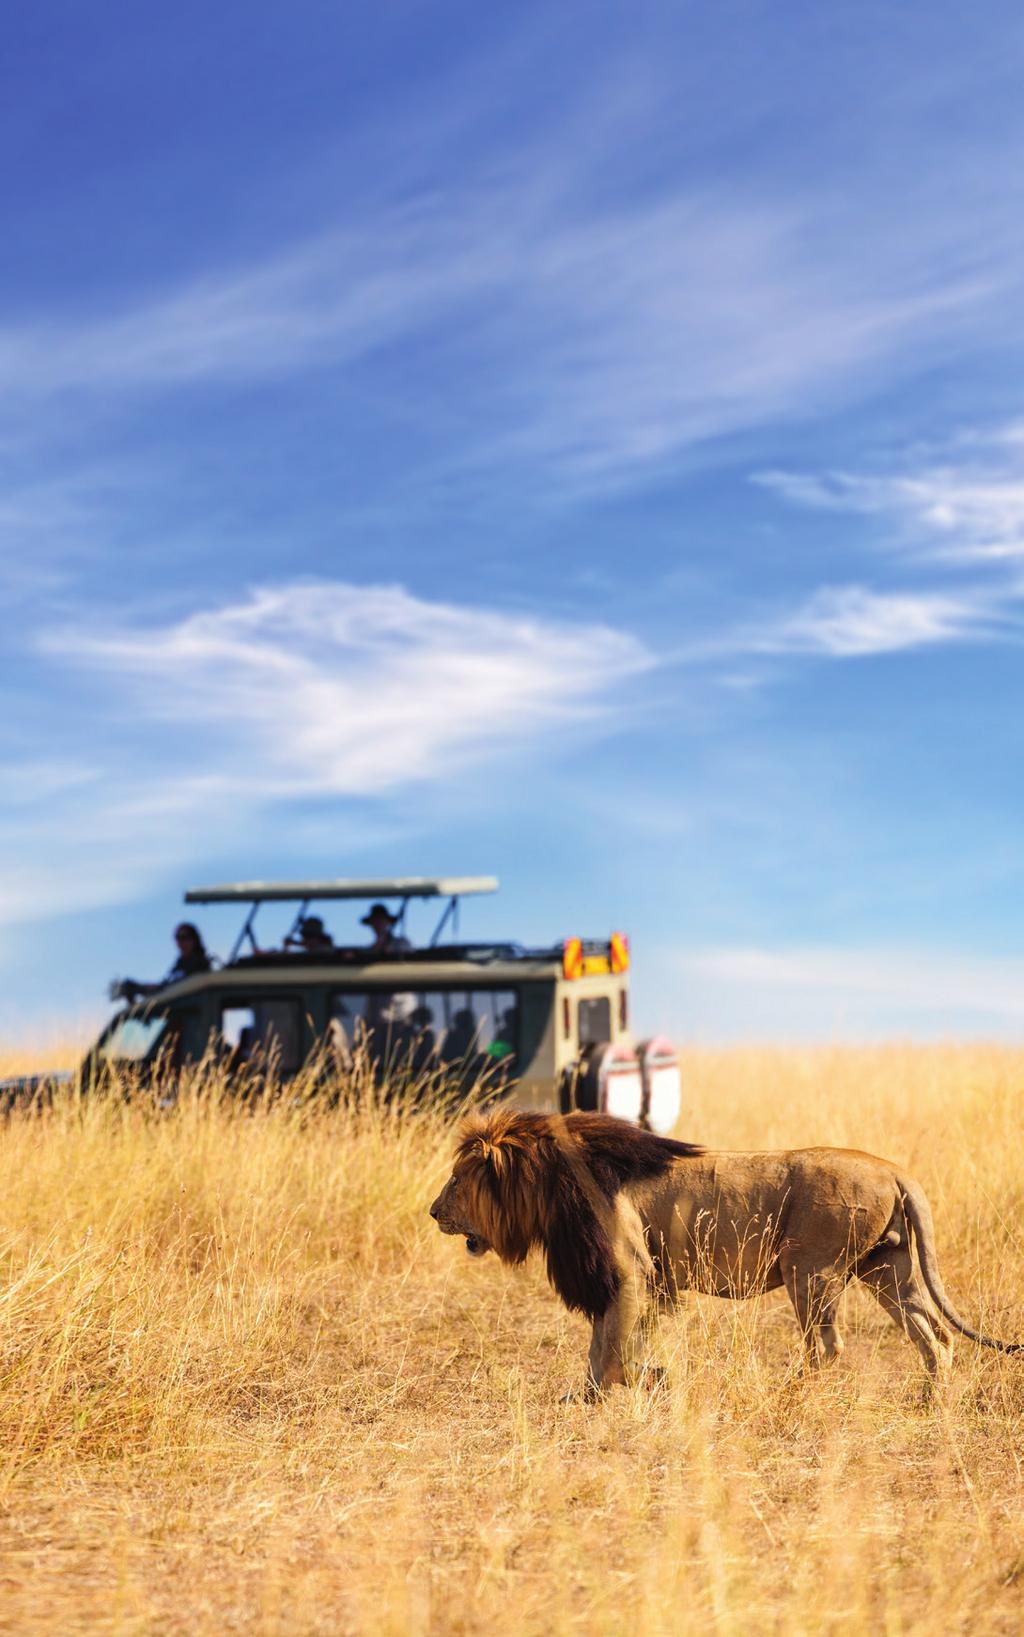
[636, 1036, 681, 1135]
[559, 1040, 601, 1113]
[560, 1040, 644, 1124]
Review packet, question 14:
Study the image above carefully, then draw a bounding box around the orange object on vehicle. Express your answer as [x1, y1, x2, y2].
[610, 931, 630, 973]
[562, 937, 584, 980]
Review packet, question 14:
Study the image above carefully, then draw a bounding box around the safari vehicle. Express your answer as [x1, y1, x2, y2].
[9, 878, 682, 1133]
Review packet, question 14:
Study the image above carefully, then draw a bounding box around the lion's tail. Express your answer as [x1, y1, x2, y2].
[899, 1176, 1022, 1354]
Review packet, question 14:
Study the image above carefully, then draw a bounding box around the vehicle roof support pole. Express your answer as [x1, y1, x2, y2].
[429, 894, 459, 946]
[230, 901, 261, 963]
[284, 899, 310, 948]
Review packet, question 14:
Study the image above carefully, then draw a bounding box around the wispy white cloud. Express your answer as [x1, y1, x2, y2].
[741, 424, 1024, 662]
[0, 213, 495, 395]
[0, 579, 651, 926]
[0, 167, 1011, 490]
[46, 579, 652, 796]
[672, 945, 1024, 1039]
[757, 421, 1024, 562]
[738, 582, 1006, 658]
[0, 760, 99, 806]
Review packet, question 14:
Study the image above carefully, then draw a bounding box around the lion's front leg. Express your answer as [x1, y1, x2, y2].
[588, 1313, 609, 1391]
[586, 1302, 627, 1391]
[566, 1226, 657, 1402]
[560, 1318, 608, 1402]
[561, 1305, 630, 1400]
[559, 1317, 607, 1403]
[590, 1260, 653, 1392]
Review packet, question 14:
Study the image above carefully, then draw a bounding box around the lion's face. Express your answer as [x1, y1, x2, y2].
[429, 1169, 492, 1257]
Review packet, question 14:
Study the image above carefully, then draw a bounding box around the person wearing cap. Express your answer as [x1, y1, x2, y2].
[286, 915, 334, 955]
[361, 903, 412, 955]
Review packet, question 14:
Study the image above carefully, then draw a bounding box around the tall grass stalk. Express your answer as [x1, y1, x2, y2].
[0, 1043, 1021, 1633]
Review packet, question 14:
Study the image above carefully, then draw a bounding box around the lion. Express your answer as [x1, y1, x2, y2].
[429, 1109, 1020, 1395]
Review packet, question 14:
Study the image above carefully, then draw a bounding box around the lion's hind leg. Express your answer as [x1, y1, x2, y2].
[857, 1246, 952, 1378]
[816, 1289, 846, 1366]
[781, 1257, 848, 1370]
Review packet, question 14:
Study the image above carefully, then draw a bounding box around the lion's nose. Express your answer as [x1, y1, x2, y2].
[429, 1199, 440, 1219]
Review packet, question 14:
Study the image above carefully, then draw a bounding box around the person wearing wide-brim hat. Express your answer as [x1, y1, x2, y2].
[360, 902, 412, 955]
[286, 914, 334, 955]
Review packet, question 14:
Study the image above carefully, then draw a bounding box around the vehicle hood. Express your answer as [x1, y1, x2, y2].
[0, 1069, 75, 1100]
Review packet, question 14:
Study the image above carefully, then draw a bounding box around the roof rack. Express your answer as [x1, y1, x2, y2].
[184, 877, 499, 961]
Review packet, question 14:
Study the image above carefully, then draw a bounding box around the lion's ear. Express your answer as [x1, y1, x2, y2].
[543, 1161, 619, 1321]
[480, 1140, 513, 1183]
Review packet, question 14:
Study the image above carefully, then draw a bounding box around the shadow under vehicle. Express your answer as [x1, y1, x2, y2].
[6, 877, 682, 1132]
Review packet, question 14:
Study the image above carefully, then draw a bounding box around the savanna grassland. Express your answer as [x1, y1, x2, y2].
[0, 1044, 1023, 1635]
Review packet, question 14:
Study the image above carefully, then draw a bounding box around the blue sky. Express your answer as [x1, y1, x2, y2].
[4, 0, 1024, 1043]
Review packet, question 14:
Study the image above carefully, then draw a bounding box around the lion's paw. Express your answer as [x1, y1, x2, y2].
[559, 1381, 602, 1406]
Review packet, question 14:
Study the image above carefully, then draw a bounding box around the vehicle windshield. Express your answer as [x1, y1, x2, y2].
[99, 1012, 169, 1063]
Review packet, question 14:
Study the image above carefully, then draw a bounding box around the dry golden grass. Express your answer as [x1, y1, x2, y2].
[0, 1033, 91, 1078]
[0, 1042, 1023, 1634]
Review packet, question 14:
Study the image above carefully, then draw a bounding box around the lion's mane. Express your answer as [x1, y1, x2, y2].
[450, 1110, 702, 1320]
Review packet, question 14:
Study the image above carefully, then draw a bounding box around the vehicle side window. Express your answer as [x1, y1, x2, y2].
[329, 992, 377, 1053]
[578, 996, 612, 1048]
[329, 988, 518, 1073]
[436, 990, 518, 1067]
[220, 999, 302, 1073]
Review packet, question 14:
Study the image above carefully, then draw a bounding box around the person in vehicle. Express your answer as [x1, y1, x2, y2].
[285, 915, 334, 955]
[329, 998, 360, 1057]
[360, 903, 412, 955]
[480, 1004, 518, 1090]
[169, 923, 212, 980]
[409, 1004, 438, 1075]
[441, 1006, 480, 1064]
[486, 1005, 518, 1064]
[111, 923, 212, 1001]
[356, 991, 409, 1083]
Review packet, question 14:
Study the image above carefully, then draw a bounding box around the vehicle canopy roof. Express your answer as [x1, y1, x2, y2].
[170, 876, 627, 980]
[184, 876, 498, 904]
[185, 876, 499, 960]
